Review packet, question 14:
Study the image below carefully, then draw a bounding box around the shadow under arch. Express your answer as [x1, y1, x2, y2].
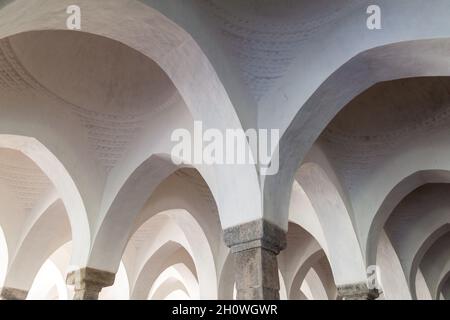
[409, 225, 450, 300]
[437, 271, 450, 300]
[367, 170, 450, 268]
[419, 230, 450, 300]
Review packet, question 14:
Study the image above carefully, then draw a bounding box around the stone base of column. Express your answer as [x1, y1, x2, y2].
[0, 287, 28, 300]
[224, 219, 287, 300]
[337, 282, 380, 300]
[66, 267, 115, 300]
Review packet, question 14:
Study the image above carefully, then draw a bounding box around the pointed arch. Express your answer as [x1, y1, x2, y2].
[128, 210, 217, 299]
[264, 37, 450, 237]
[3, 199, 71, 292]
[1, 0, 262, 233]
[410, 226, 450, 299]
[367, 170, 450, 268]
[0, 135, 89, 266]
[88, 154, 182, 272]
[148, 263, 199, 300]
[296, 162, 366, 285]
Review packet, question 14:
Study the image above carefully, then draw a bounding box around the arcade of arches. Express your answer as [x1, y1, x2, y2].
[0, 0, 449, 300]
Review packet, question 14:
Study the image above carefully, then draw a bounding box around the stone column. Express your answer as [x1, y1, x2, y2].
[337, 282, 380, 300]
[0, 287, 28, 300]
[224, 219, 286, 300]
[66, 267, 115, 300]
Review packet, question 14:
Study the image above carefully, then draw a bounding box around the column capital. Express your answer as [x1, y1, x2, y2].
[67, 267, 115, 300]
[337, 282, 380, 300]
[0, 287, 28, 300]
[223, 219, 287, 254]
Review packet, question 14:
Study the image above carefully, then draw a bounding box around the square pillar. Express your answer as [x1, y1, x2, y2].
[66, 267, 115, 300]
[224, 219, 286, 300]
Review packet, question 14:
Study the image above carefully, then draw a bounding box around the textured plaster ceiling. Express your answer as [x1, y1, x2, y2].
[319, 77, 450, 190]
[0, 148, 52, 212]
[325, 77, 450, 140]
[8, 30, 175, 115]
[0, 30, 179, 172]
[201, 0, 361, 101]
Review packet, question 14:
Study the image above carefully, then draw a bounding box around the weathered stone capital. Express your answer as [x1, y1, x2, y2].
[67, 267, 115, 300]
[67, 267, 115, 287]
[223, 219, 287, 254]
[0, 287, 28, 300]
[337, 282, 380, 300]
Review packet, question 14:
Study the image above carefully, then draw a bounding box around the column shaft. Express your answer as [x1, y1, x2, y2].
[234, 246, 280, 299]
[224, 219, 286, 300]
